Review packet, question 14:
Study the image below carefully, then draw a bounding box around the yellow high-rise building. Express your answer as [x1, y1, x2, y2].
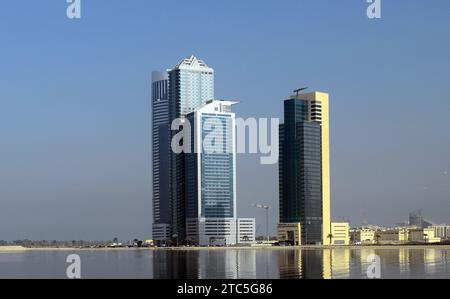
[279, 91, 331, 245]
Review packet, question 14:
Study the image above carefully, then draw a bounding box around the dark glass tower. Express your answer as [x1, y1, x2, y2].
[279, 98, 323, 244]
[151, 71, 171, 242]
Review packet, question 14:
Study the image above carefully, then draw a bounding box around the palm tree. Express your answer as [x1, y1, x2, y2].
[327, 234, 334, 246]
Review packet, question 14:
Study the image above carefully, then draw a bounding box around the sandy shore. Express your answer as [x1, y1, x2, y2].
[0, 246, 28, 252]
[0, 246, 150, 253]
[0, 246, 152, 253]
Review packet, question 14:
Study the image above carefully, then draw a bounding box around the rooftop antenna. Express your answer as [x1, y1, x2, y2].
[293, 87, 308, 98]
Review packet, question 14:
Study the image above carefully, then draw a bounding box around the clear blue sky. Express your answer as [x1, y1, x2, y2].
[1, 0, 449, 240]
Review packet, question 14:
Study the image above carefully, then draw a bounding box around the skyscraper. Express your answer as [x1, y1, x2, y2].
[185, 100, 238, 246]
[168, 55, 214, 241]
[151, 71, 171, 242]
[278, 91, 331, 245]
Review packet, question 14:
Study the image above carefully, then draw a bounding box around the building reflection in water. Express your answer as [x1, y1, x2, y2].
[277, 248, 350, 279]
[150, 248, 450, 279]
[399, 248, 410, 274]
[152, 250, 199, 279]
[151, 249, 258, 279]
[197, 250, 257, 279]
[326, 248, 350, 279]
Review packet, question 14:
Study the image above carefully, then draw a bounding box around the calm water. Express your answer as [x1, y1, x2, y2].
[1, 247, 450, 279]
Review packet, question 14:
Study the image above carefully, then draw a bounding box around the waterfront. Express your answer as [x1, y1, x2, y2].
[1, 247, 450, 279]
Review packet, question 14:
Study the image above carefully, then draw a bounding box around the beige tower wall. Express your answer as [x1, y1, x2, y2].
[299, 92, 331, 245]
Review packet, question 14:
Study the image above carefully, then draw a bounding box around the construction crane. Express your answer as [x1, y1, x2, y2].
[293, 87, 308, 98]
[253, 204, 271, 242]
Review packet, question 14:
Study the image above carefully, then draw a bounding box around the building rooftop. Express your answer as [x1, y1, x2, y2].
[191, 99, 239, 115]
[174, 55, 212, 71]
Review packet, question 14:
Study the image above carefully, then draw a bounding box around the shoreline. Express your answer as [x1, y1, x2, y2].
[2, 244, 450, 253]
[155, 244, 450, 251]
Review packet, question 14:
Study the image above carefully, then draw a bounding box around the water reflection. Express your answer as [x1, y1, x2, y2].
[1, 247, 450, 278]
[150, 247, 450, 279]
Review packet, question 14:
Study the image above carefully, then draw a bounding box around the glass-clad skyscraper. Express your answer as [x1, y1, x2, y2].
[185, 100, 238, 246]
[151, 71, 171, 242]
[152, 55, 255, 245]
[168, 55, 214, 241]
[279, 92, 331, 245]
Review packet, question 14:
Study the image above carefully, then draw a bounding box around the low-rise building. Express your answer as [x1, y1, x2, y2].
[331, 222, 350, 245]
[236, 218, 256, 244]
[350, 228, 376, 245]
[186, 218, 256, 246]
[409, 228, 441, 243]
[277, 222, 350, 245]
[378, 228, 409, 244]
[433, 225, 450, 240]
[351, 224, 447, 245]
[277, 223, 301, 245]
[408, 228, 424, 242]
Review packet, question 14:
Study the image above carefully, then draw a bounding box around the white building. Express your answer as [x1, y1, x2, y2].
[433, 225, 450, 240]
[185, 100, 238, 246]
[237, 218, 256, 244]
[183, 100, 256, 246]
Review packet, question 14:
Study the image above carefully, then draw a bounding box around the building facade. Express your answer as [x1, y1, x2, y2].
[350, 228, 376, 244]
[330, 222, 350, 245]
[237, 218, 256, 244]
[152, 56, 256, 245]
[151, 71, 171, 242]
[185, 100, 238, 246]
[279, 91, 331, 245]
[277, 223, 302, 245]
[378, 229, 409, 243]
[433, 225, 450, 240]
[168, 55, 215, 242]
[409, 228, 441, 243]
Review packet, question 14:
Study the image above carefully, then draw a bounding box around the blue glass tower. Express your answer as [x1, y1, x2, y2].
[185, 100, 238, 246]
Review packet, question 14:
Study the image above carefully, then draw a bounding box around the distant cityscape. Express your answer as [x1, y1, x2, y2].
[349, 210, 450, 245]
[2, 55, 447, 250]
